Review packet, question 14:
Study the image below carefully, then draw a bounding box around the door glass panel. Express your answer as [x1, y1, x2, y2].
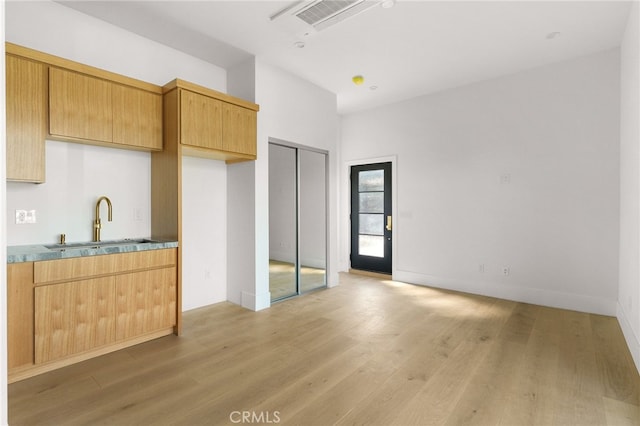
[359, 235, 384, 257]
[358, 170, 384, 192]
[358, 169, 385, 256]
[359, 214, 384, 235]
[359, 192, 384, 213]
[299, 150, 327, 293]
[269, 144, 297, 300]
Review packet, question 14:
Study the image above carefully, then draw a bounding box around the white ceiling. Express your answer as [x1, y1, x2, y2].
[57, 0, 632, 114]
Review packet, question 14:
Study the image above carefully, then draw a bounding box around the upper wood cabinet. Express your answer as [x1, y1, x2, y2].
[5, 42, 163, 166]
[6, 54, 47, 183]
[49, 67, 113, 143]
[180, 88, 224, 151]
[223, 102, 257, 157]
[163, 79, 259, 163]
[112, 84, 163, 150]
[49, 67, 163, 150]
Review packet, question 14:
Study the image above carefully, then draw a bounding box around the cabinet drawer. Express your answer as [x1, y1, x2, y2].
[34, 248, 177, 284]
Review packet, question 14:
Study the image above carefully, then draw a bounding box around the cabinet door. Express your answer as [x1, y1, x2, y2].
[7, 263, 34, 369]
[113, 84, 162, 150]
[180, 89, 223, 150]
[115, 267, 177, 341]
[222, 103, 257, 156]
[35, 277, 116, 363]
[49, 67, 113, 143]
[6, 55, 47, 183]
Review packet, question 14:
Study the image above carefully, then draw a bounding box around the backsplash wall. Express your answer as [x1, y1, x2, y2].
[6, 140, 151, 246]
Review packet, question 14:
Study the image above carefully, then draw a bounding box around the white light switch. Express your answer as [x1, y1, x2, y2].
[25, 210, 37, 224]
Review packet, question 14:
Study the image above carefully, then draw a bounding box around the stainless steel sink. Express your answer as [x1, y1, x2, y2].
[45, 238, 157, 251]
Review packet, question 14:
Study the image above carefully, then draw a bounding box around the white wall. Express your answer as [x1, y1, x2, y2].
[618, 0, 640, 372]
[227, 58, 256, 104]
[227, 161, 257, 308]
[5, 0, 229, 310]
[7, 142, 151, 245]
[1, 2, 8, 423]
[226, 60, 339, 310]
[5, 1, 225, 90]
[341, 49, 621, 316]
[182, 157, 227, 310]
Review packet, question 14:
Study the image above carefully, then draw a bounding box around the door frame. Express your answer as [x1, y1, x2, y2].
[343, 155, 397, 278]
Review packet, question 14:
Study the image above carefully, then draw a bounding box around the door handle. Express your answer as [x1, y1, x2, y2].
[386, 215, 392, 231]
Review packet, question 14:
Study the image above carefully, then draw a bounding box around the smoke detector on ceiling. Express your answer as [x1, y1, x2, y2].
[270, 0, 382, 38]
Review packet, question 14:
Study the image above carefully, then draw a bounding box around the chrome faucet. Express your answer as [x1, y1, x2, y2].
[93, 196, 113, 242]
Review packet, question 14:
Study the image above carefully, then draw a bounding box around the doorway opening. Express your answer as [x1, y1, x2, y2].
[268, 141, 328, 301]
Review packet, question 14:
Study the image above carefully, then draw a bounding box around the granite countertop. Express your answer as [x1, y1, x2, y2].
[7, 238, 179, 263]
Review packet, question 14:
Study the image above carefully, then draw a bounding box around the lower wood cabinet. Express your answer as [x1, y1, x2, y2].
[7, 248, 178, 383]
[115, 268, 177, 341]
[7, 262, 34, 369]
[35, 277, 116, 364]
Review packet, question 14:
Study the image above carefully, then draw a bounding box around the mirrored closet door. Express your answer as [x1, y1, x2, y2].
[269, 142, 327, 302]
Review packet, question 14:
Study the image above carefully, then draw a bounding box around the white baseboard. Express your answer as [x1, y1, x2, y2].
[617, 302, 640, 374]
[241, 290, 271, 311]
[394, 270, 617, 316]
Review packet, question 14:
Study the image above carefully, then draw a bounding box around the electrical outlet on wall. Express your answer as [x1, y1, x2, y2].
[15, 210, 27, 224]
[500, 173, 511, 184]
[15, 209, 36, 224]
[502, 266, 510, 276]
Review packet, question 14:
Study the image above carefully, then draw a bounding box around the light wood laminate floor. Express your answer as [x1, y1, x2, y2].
[9, 273, 640, 425]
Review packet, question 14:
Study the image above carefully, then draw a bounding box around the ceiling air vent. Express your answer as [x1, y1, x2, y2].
[270, 0, 381, 36]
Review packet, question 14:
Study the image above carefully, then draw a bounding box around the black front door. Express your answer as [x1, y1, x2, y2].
[350, 162, 392, 274]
